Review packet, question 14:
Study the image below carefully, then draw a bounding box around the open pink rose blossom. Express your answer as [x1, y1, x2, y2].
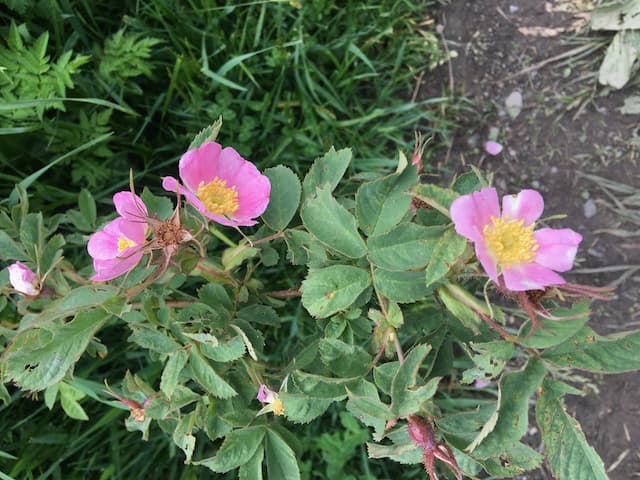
[87, 192, 148, 281]
[162, 142, 270, 227]
[8, 261, 40, 296]
[450, 187, 582, 291]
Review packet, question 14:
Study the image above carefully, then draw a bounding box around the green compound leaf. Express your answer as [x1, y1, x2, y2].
[461, 341, 515, 385]
[302, 147, 351, 200]
[188, 116, 222, 150]
[477, 442, 543, 477]
[160, 349, 188, 398]
[536, 378, 608, 480]
[356, 164, 417, 236]
[278, 392, 333, 424]
[301, 265, 371, 318]
[301, 188, 367, 259]
[411, 184, 459, 218]
[59, 382, 89, 421]
[239, 445, 264, 480]
[424, 227, 468, 289]
[266, 429, 301, 480]
[0, 230, 28, 261]
[542, 326, 640, 373]
[390, 344, 436, 416]
[469, 357, 547, 458]
[197, 426, 265, 473]
[319, 338, 371, 378]
[21, 285, 119, 327]
[262, 165, 301, 231]
[188, 349, 237, 398]
[128, 327, 181, 355]
[373, 268, 429, 303]
[518, 300, 591, 348]
[3, 309, 109, 391]
[346, 385, 393, 441]
[367, 224, 444, 271]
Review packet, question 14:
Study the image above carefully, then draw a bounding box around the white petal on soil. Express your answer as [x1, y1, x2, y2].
[505, 91, 523, 119]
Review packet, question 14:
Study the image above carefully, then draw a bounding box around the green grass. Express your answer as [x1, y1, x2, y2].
[0, 1, 459, 478]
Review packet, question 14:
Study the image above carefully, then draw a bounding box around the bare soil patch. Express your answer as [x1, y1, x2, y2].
[428, 1, 640, 478]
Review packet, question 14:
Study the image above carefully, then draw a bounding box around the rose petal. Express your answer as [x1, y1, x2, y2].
[114, 192, 147, 220]
[475, 243, 499, 282]
[502, 263, 565, 291]
[501, 189, 544, 226]
[534, 228, 582, 272]
[91, 252, 144, 281]
[450, 187, 500, 242]
[178, 142, 222, 191]
[8, 262, 39, 295]
[485, 141, 503, 156]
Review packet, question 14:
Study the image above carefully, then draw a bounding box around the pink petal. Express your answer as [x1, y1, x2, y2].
[113, 192, 147, 220]
[162, 176, 203, 208]
[502, 263, 565, 291]
[235, 175, 271, 220]
[501, 190, 544, 226]
[178, 142, 222, 191]
[257, 384, 276, 403]
[475, 243, 499, 282]
[87, 228, 120, 260]
[534, 228, 582, 272]
[8, 262, 39, 295]
[91, 252, 143, 281]
[214, 147, 251, 183]
[485, 141, 503, 156]
[450, 187, 500, 242]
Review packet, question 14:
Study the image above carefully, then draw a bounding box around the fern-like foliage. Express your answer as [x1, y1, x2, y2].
[98, 29, 162, 94]
[0, 22, 90, 123]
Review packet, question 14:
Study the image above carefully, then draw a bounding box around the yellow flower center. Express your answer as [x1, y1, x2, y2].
[196, 177, 239, 217]
[272, 398, 285, 416]
[117, 237, 138, 253]
[482, 216, 538, 268]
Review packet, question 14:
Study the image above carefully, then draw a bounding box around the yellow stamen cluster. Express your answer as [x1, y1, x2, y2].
[272, 398, 285, 416]
[196, 177, 239, 217]
[483, 216, 538, 268]
[117, 237, 138, 253]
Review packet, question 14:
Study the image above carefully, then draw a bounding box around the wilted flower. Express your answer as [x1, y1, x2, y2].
[162, 142, 270, 227]
[87, 192, 148, 281]
[450, 187, 582, 291]
[8, 261, 40, 296]
[257, 384, 284, 416]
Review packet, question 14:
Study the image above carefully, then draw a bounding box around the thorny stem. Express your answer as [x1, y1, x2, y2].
[265, 287, 301, 298]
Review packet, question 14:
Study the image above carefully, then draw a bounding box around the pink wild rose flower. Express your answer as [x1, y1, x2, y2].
[257, 384, 284, 416]
[87, 192, 148, 281]
[8, 261, 40, 296]
[450, 187, 582, 291]
[162, 142, 270, 227]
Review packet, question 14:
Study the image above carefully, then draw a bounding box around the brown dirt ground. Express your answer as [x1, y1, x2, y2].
[426, 1, 640, 478]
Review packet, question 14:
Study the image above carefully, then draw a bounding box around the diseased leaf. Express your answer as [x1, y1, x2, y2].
[469, 358, 547, 458]
[3, 309, 109, 391]
[543, 326, 640, 373]
[301, 265, 371, 318]
[536, 378, 608, 480]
